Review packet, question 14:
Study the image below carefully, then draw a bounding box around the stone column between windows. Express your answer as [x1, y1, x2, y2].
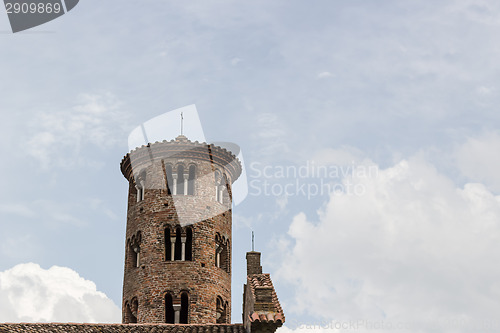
[135, 185, 140, 202]
[218, 186, 224, 204]
[183, 173, 189, 195]
[181, 236, 187, 261]
[215, 244, 221, 267]
[134, 246, 140, 267]
[172, 174, 178, 195]
[173, 304, 181, 324]
[170, 236, 176, 261]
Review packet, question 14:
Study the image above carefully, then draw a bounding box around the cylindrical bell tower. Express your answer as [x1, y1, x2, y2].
[120, 135, 241, 324]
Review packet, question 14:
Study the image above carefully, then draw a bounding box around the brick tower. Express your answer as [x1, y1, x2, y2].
[120, 135, 242, 324]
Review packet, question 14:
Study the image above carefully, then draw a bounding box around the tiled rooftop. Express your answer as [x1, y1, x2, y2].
[0, 323, 246, 333]
[247, 273, 285, 325]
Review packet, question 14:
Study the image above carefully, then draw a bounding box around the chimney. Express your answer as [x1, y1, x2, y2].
[246, 251, 262, 275]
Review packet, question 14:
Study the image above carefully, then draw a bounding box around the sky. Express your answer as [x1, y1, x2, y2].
[1, 0, 500, 332]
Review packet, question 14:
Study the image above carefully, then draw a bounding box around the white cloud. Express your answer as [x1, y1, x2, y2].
[0, 263, 121, 323]
[476, 86, 495, 95]
[276, 195, 288, 212]
[455, 132, 500, 192]
[251, 113, 291, 160]
[308, 147, 368, 167]
[275, 155, 500, 332]
[317, 72, 333, 79]
[0, 203, 36, 218]
[26, 93, 130, 169]
[231, 57, 242, 66]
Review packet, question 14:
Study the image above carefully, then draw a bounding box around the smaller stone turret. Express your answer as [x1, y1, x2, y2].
[243, 252, 285, 333]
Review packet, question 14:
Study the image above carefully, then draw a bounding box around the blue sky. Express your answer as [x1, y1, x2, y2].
[1, 1, 500, 331]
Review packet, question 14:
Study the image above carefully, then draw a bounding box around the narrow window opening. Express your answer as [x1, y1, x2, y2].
[177, 165, 185, 195]
[165, 294, 174, 324]
[165, 228, 171, 261]
[130, 298, 138, 323]
[185, 227, 192, 261]
[129, 232, 141, 268]
[188, 165, 195, 195]
[180, 292, 189, 324]
[125, 302, 136, 324]
[216, 296, 225, 323]
[224, 174, 232, 204]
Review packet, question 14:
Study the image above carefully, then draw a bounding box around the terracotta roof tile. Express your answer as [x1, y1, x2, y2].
[0, 323, 246, 333]
[246, 273, 285, 325]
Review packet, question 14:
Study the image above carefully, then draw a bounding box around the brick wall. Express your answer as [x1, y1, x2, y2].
[246, 252, 262, 275]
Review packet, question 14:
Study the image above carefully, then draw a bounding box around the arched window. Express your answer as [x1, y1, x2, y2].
[129, 232, 141, 268]
[167, 227, 192, 261]
[214, 170, 222, 203]
[215, 234, 229, 273]
[129, 298, 138, 323]
[216, 297, 222, 323]
[214, 170, 229, 204]
[165, 293, 174, 324]
[165, 228, 171, 261]
[188, 165, 196, 195]
[215, 233, 222, 268]
[125, 302, 136, 324]
[174, 228, 182, 261]
[136, 171, 146, 202]
[165, 164, 173, 195]
[180, 292, 189, 324]
[223, 174, 230, 202]
[216, 296, 227, 323]
[177, 165, 185, 195]
[131, 244, 140, 268]
[185, 227, 192, 261]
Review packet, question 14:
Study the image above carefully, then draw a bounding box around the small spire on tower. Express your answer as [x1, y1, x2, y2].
[180, 112, 184, 136]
